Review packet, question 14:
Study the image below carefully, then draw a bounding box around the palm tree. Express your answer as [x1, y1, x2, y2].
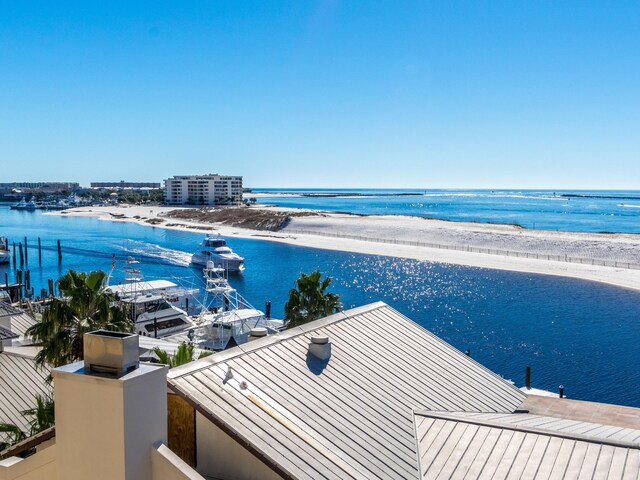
[284, 270, 342, 328]
[0, 423, 25, 452]
[26, 269, 132, 370]
[0, 395, 55, 453]
[22, 394, 55, 437]
[152, 342, 212, 368]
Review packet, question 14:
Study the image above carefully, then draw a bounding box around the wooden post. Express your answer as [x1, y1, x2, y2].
[525, 366, 531, 389]
[559, 385, 564, 398]
[24, 236, 28, 263]
[57, 240, 62, 262]
[48, 279, 54, 297]
[25, 270, 31, 293]
[465, 349, 471, 356]
[3, 238, 7, 251]
[38, 237, 42, 262]
[16, 270, 22, 300]
[18, 242, 24, 267]
[12, 242, 16, 264]
[265, 301, 271, 320]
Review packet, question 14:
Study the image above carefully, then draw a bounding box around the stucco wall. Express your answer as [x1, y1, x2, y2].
[151, 444, 204, 480]
[195, 412, 283, 480]
[0, 444, 56, 480]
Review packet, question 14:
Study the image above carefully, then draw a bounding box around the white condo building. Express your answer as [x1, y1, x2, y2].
[164, 174, 243, 206]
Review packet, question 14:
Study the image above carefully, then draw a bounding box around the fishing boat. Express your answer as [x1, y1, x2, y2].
[120, 294, 196, 338]
[191, 233, 245, 271]
[0, 237, 10, 264]
[106, 257, 200, 338]
[165, 261, 285, 350]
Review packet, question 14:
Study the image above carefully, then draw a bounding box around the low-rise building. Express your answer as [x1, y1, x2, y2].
[90, 181, 161, 189]
[164, 174, 243, 206]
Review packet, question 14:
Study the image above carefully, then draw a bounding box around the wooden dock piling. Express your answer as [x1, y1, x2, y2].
[12, 242, 16, 264]
[16, 270, 22, 300]
[48, 279, 54, 297]
[38, 237, 42, 262]
[24, 236, 28, 263]
[57, 240, 62, 262]
[18, 242, 24, 267]
[525, 365, 531, 389]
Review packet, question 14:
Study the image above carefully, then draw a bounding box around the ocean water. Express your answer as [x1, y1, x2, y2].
[1, 206, 640, 407]
[252, 189, 640, 233]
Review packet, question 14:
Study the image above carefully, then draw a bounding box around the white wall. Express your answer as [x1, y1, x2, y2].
[195, 412, 283, 480]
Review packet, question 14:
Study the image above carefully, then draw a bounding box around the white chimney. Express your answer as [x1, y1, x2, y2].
[53, 330, 168, 480]
[308, 335, 331, 360]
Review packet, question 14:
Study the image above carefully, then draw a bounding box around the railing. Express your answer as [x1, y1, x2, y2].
[284, 229, 640, 270]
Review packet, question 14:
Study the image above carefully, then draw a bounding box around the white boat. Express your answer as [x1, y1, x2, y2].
[165, 262, 285, 350]
[120, 294, 196, 338]
[105, 279, 200, 312]
[106, 257, 200, 338]
[191, 234, 244, 271]
[0, 236, 9, 264]
[10, 199, 38, 211]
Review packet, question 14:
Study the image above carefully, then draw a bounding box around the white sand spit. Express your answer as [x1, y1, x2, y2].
[46, 205, 640, 292]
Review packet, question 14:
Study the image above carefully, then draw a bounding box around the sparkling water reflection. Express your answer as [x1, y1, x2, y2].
[1, 207, 639, 407]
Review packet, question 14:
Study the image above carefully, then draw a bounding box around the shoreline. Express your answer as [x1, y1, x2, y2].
[45, 205, 640, 292]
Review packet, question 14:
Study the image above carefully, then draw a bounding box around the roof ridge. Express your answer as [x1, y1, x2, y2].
[168, 301, 389, 379]
[413, 410, 640, 450]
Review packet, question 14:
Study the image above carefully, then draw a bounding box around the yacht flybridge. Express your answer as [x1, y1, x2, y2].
[191, 234, 244, 271]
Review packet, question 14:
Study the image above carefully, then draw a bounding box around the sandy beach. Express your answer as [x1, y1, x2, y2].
[46, 205, 640, 291]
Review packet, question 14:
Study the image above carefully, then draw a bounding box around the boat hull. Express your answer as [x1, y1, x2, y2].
[0, 251, 10, 264]
[191, 254, 244, 272]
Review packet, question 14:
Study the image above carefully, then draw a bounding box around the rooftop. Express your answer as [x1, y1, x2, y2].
[414, 411, 640, 479]
[169, 302, 527, 479]
[0, 350, 51, 432]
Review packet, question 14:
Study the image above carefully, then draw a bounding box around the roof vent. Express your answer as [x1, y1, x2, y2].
[248, 327, 268, 341]
[308, 335, 331, 361]
[84, 330, 139, 377]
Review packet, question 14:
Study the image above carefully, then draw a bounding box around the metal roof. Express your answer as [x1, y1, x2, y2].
[169, 302, 526, 479]
[6, 311, 37, 338]
[0, 325, 18, 341]
[0, 351, 51, 432]
[414, 411, 640, 479]
[0, 302, 19, 318]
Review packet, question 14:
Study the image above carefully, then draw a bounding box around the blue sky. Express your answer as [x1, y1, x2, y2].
[1, 1, 638, 188]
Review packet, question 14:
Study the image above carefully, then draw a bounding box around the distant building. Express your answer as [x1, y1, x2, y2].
[164, 174, 243, 206]
[0, 182, 79, 193]
[90, 181, 161, 189]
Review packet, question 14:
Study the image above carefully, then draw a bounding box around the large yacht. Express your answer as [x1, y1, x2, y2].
[106, 257, 200, 338]
[191, 234, 245, 271]
[120, 294, 196, 338]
